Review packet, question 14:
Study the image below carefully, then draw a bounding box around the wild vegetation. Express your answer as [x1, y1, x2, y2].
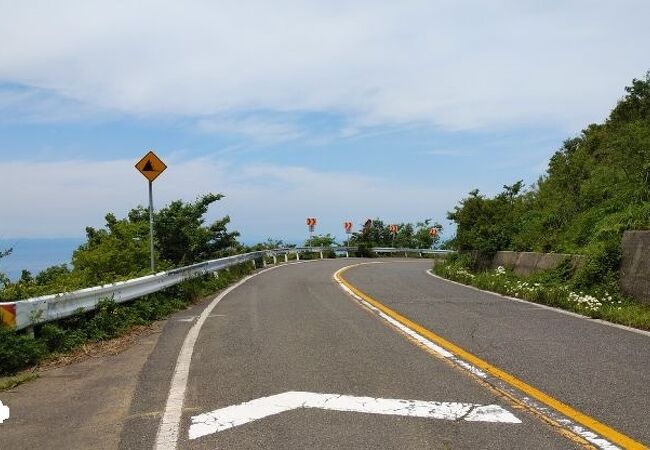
[291, 219, 443, 258]
[437, 73, 650, 323]
[448, 73, 649, 264]
[0, 194, 241, 301]
[0, 193, 249, 378]
[0, 264, 253, 377]
[349, 219, 443, 252]
[436, 256, 650, 330]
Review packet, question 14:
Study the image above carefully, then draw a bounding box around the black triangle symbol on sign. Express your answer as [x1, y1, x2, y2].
[143, 160, 154, 172]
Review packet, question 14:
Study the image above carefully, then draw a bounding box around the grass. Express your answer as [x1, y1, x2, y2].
[434, 260, 650, 331]
[0, 262, 254, 377]
[0, 372, 39, 391]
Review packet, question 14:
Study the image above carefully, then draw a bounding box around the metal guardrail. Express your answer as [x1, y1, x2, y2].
[0, 247, 452, 331]
[369, 248, 452, 255]
[288, 247, 451, 256]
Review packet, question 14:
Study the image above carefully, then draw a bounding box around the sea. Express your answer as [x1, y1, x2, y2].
[0, 238, 83, 281]
[0, 237, 300, 282]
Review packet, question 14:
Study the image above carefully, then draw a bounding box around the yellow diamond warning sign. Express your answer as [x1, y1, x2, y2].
[135, 151, 167, 182]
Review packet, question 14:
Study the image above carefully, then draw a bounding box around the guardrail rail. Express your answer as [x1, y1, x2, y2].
[0, 247, 453, 331]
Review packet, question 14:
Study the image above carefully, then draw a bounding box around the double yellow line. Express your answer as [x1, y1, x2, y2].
[335, 265, 647, 450]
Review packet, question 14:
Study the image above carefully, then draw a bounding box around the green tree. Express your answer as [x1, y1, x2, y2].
[0, 248, 12, 288]
[413, 220, 444, 249]
[445, 72, 650, 288]
[248, 238, 288, 251]
[448, 181, 527, 255]
[72, 212, 153, 285]
[0, 195, 242, 301]
[305, 234, 337, 247]
[154, 194, 240, 265]
[349, 219, 442, 248]
[351, 219, 390, 247]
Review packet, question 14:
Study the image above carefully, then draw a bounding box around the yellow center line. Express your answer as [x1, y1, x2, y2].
[335, 265, 648, 450]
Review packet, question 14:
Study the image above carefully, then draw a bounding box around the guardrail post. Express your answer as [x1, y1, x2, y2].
[262, 257, 267, 268]
[346, 250, 349, 257]
[273, 255, 278, 265]
[25, 325, 35, 338]
[319, 251, 323, 259]
[252, 259, 257, 269]
[404, 251, 408, 258]
[284, 254, 289, 263]
[296, 252, 300, 261]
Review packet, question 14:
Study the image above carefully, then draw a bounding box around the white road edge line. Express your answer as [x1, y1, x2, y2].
[334, 266, 488, 379]
[154, 261, 310, 450]
[426, 269, 650, 338]
[333, 264, 621, 450]
[189, 391, 521, 440]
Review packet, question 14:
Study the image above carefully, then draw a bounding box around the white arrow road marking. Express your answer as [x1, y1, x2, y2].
[189, 391, 521, 440]
[0, 400, 9, 423]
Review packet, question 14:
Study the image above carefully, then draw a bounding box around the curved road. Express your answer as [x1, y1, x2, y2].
[2, 259, 648, 449]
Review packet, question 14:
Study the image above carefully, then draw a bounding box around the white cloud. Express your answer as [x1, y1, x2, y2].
[0, 84, 105, 123]
[0, 157, 463, 242]
[0, 1, 648, 131]
[196, 114, 303, 144]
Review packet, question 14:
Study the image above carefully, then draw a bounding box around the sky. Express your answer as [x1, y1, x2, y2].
[1, 1, 649, 246]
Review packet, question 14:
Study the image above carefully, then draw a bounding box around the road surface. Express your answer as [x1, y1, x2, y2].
[1, 259, 648, 449]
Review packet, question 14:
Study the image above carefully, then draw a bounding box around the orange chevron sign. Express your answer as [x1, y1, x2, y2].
[344, 221, 353, 233]
[389, 224, 399, 234]
[429, 228, 438, 237]
[0, 303, 16, 328]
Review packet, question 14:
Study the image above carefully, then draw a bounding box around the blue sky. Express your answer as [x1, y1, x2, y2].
[1, 1, 649, 245]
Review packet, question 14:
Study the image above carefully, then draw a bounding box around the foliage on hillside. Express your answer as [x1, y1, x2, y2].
[447, 73, 650, 287]
[0, 194, 241, 301]
[305, 233, 338, 248]
[246, 238, 291, 251]
[154, 194, 240, 265]
[0, 263, 253, 377]
[0, 248, 12, 288]
[349, 219, 443, 249]
[0, 194, 249, 377]
[435, 257, 650, 330]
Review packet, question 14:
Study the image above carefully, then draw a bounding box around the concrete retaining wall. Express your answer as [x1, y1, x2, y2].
[620, 231, 650, 304]
[492, 251, 584, 277]
[486, 232, 649, 303]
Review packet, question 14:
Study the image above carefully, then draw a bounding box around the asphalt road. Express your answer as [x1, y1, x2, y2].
[122, 259, 594, 449]
[344, 260, 650, 445]
[2, 258, 648, 449]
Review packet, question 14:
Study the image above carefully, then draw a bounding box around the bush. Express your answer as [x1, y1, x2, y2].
[40, 324, 86, 353]
[0, 328, 46, 376]
[0, 263, 255, 377]
[434, 260, 650, 330]
[444, 73, 650, 295]
[573, 240, 621, 290]
[355, 243, 375, 258]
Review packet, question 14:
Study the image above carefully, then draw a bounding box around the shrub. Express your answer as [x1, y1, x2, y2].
[0, 262, 254, 377]
[0, 328, 46, 376]
[355, 243, 375, 258]
[40, 324, 85, 353]
[434, 260, 650, 330]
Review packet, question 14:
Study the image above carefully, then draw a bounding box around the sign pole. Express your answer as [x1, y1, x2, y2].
[346, 230, 351, 257]
[148, 180, 155, 272]
[135, 150, 166, 274]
